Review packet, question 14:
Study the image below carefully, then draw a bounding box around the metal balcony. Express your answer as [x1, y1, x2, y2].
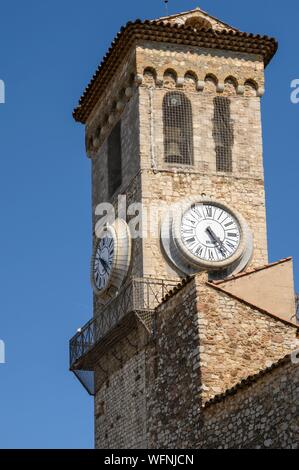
[69, 277, 178, 394]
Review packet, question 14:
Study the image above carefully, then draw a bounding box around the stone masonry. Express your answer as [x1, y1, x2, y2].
[200, 358, 299, 449]
[93, 272, 299, 449]
[90, 43, 269, 282]
[146, 274, 298, 448]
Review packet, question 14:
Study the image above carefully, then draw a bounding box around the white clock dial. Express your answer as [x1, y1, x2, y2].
[181, 203, 241, 262]
[91, 219, 132, 303]
[93, 235, 115, 292]
[163, 197, 252, 276]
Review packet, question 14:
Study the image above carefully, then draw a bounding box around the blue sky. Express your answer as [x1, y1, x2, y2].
[0, 0, 298, 449]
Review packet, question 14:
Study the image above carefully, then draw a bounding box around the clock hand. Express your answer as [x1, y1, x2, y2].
[99, 257, 110, 273]
[96, 256, 108, 274]
[206, 226, 219, 244]
[206, 227, 226, 255]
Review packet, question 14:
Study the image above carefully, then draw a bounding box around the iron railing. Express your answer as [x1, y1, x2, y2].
[69, 277, 178, 371]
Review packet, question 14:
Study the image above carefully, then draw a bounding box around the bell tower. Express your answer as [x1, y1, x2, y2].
[70, 7, 299, 450]
[78, 7, 276, 287]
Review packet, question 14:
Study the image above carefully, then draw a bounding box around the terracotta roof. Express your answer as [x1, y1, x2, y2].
[157, 259, 298, 328]
[207, 281, 299, 329]
[202, 353, 296, 409]
[73, 20, 278, 124]
[210, 257, 292, 286]
[160, 275, 194, 305]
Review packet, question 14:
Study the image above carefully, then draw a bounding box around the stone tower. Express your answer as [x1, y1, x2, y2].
[70, 8, 299, 449]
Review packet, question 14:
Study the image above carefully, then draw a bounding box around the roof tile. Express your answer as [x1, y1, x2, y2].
[73, 20, 278, 124]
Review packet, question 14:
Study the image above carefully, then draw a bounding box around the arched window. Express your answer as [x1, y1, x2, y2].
[163, 92, 194, 166]
[213, 97, 234, 173]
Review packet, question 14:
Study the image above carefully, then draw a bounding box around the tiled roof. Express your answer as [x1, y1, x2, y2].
[158, 259, 298, 328]
[160, 275, 193, 305]
[207, 281, 299, 329]
[73, 19, 278, 124]
[202, 353, 296, 409]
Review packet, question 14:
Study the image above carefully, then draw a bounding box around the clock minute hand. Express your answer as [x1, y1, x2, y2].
[206, 227, 226, 255]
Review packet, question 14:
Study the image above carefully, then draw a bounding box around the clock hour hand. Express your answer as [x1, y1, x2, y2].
[206, 227, 226, 255]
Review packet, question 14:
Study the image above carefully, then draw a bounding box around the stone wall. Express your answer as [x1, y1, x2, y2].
[94, 325, 148, 449]
[146, 273, 298, 449]
[92, 89, 143, 316]
[137, 44, 268, 279]
[91, 89, 140, 211]
[93, 272, 298, 450]
[146, 278, 202, 448]
[140, 88, 264, 178]
[141, 170, 268, 279]
[195, 275, 298, 402]
[136, 42, 264, 93]
[86, 47, 137, 155]
[200, 359, 299, 449]
[90, 42, 270, 285]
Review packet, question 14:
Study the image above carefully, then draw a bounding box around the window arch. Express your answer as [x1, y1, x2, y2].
[244, 79, 258, 97]
[213, 97, 234, 173]
[163, 91, 194, 165]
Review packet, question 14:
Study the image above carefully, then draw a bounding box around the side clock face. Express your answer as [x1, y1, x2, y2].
[93, 234, 115, 292]
[91, 219, 132, 303]
[181, 203, 241, 263]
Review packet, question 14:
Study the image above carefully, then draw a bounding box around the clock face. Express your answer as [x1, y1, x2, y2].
[180, 203, 241, 263]
[93, 234, 115, 292]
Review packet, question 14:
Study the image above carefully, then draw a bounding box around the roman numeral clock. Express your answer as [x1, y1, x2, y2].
[162, 197, 253, 277]
[91, 219, 132, 304]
